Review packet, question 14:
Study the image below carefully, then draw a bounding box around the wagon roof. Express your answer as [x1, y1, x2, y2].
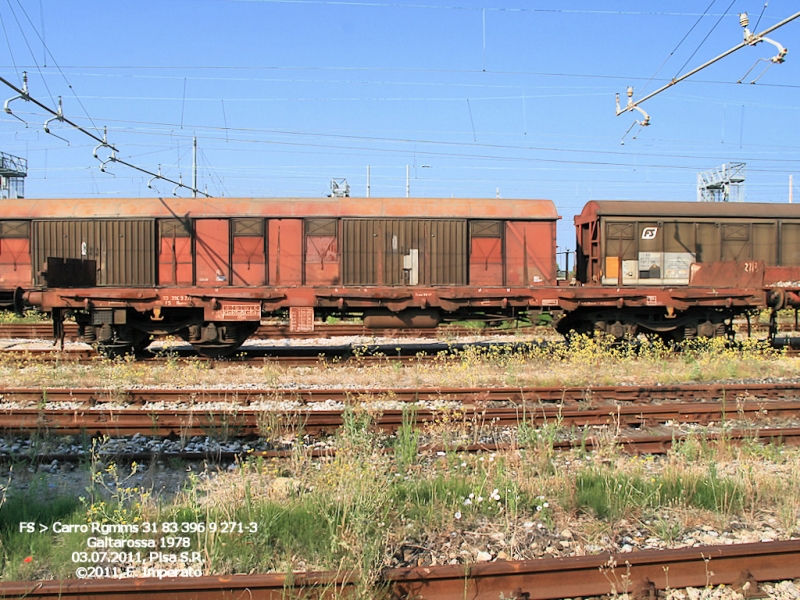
[0, 197, 559, 220]
[576, 200, 800, 223]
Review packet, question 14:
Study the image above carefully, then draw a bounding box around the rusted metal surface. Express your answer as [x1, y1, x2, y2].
[35, 219, 155, 287]
[578, 200, 800, 220]
[2, 195, 558, 299]
[2, 383, 800, 440]
[342, 219, 469, 286]
[689, 260, 765, 288]
[0, 220, 31, 287]
[195, 219, 230, 287]
[0, 197, 560, 221]
[6, 407, 800, 446]
[305, 218, 339, 285]
[387, 539, 800, 599]
[0, 571, 354, 599]
[468, 220, 504, 285]
[158, 219, 192, 285]
[232, 218, 267, 286]
[21, 284, 769, 323]
[0, 541, 797, 600]
[505, 221, 557, 286]
[4, 382, 800, 406]
[2, 381, 800, 407]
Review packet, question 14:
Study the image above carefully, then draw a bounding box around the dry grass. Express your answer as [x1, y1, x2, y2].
[2, 334, 799, 592]
[0, 335, 795, 391]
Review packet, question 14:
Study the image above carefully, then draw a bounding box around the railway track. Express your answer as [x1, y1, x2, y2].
[0, 337, 555, 365]
[3, 381, 800, 408]
[0, 322, 537, 341]
[4, 329, 800, 365]
[1, 319, 794, 342]
[3, 384, 800, 598]
[1, 539, 798, 599]
[4, 393, 800, 437]
[10, 426, 800, 465]
[3, 383, 800, 459]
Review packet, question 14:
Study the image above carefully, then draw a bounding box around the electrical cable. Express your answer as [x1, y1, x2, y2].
[673, 0, 737, 79]
[12, 0, 101, 133]
[4, 0, 55, 105]
[638, 0, 717, 98]
[753, 0, 768, 30]
[0, 10, 21, 85]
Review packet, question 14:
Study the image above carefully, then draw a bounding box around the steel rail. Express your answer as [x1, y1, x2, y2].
[2, 401, 799, 437]
[2, 382, 800, 437]
[4, 341, 800, 363]
[10, 426, 800, 464]
[0, 540, 798, 599]
[2, 382, 800, 405]
[0, 322, 539, 341]
[0, 344, 542, 365]
[387, 539, 800, 600]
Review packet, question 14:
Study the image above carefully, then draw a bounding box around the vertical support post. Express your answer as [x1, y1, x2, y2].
[192, 136, 197, 198]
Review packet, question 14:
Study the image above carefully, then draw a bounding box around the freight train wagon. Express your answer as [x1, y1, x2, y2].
[7, 196, 559, 355]
[558, 201, 800, 341]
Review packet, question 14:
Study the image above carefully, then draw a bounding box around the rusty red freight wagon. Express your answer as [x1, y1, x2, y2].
[8, 196, 560, 355]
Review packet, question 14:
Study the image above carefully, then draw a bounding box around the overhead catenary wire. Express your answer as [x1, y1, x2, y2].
[0, 74, 212, 197]
[13, 105, 799, 171]
[671, 0, 736, 79]
[9, 0, 100, 133]
[617, 9, 800, 123]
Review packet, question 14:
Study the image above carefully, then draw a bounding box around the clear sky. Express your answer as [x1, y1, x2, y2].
[0, 1, 798, 253]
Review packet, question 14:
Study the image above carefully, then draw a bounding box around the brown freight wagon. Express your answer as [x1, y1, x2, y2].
[560, 200, 800, 341]
[574, 200, 800, 286]
[5, 196, 559, 355]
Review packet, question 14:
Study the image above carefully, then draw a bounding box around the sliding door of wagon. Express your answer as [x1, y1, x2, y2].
[232, 218, 266, 286]
[195, 219, 231, 287]
[342, 219, 466, 285]
[426, 220, 466, 285]
[342, 219, 380, 284]
[36, 219, 155, 287]
[600, 221, 635, 285]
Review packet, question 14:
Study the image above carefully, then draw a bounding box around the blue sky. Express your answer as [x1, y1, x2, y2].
[0, 1, 798, 250]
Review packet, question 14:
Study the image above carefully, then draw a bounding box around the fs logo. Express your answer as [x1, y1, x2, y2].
[641, 227, 658, 240]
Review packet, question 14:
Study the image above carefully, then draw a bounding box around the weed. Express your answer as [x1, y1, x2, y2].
[394, 405, 419, 473]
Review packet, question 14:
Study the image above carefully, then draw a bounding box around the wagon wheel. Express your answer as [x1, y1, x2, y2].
[95, 341, 135, 359]
[95, 325, 150, 359]
[190, 342, 246, 359]
[131, 330, 153, 354]
[186, 322, 259, 359]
